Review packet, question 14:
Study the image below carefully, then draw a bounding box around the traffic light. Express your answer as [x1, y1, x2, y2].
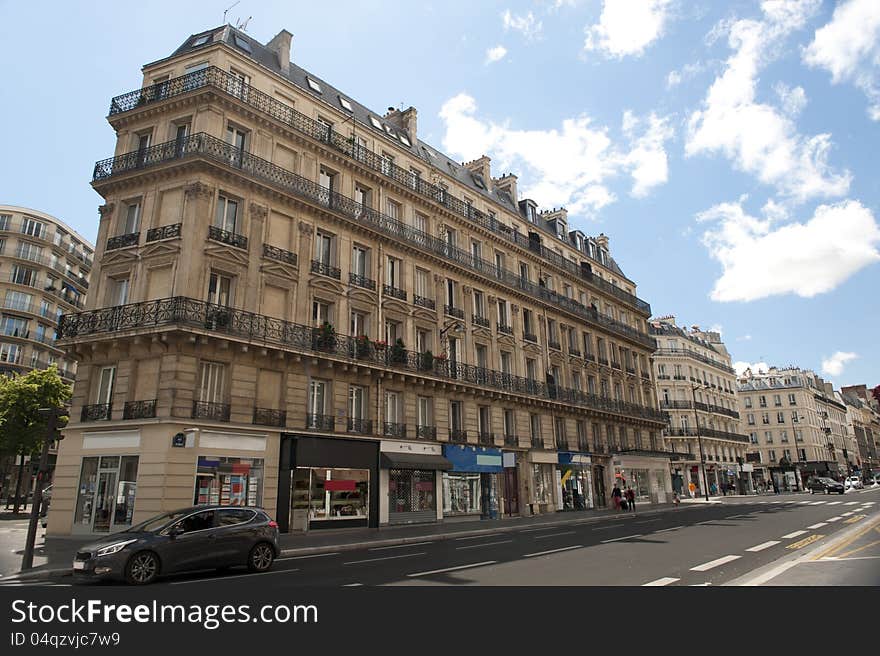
[51, 413, 69, 445]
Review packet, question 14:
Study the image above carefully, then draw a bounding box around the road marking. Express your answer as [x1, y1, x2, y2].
[456, 540, 513, 550]
[406, 561, 497, 577]
[655, 526, 684, 533]
[827, 501, 842, 506]
[844, 515, 866, 524]
[697, 520, 718, 525]
[642, 577, 679, 587]
[171, 568, 300, 585]
[809, 501, 827, 505]
[343, 552, 426, 565]
[844, 502, 859, 505]
[520, 526, 566, 533]
[825, 517, 842, 522]
[745, 540, 780, 552]
[786, 534, 823, 550]
[862, 501, 875, 505]
[725, 514, 752, 519]
[278, 552, 340, 561]
[818, 555, 880, 562]
[368, 542, 432, 551]
[807, 522, 827, 529]
[593, 524, 625, 531]
[523, 545, 582, 558]
[343, 583, 363, 587]
[690, 555, 741, 571]
[690, 582, 712, 586]
[455, 534, 497, 541]
[635, 518, 662, 524]
[534, 531, 576, 540]
[600, 533, 642, 544]
[841, 512, 854, 516]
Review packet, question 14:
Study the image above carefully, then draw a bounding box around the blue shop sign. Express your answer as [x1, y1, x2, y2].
[442, 445, 504, 473]
[558, 452, 592, 465]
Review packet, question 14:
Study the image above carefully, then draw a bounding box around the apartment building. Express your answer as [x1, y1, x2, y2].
[841, 385, 880, 477]
[50, 25, 668, 536]
[648, 316, 749, 496]
[738, 366, 848, 491]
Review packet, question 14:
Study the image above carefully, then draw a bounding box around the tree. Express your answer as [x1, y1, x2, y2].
[0, 366, 71, 513]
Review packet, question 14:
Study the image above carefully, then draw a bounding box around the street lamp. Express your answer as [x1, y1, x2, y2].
[690, 382, 711, 501]
[439, 320, 464, 359]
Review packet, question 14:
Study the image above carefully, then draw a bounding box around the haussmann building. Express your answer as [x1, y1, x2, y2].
[49, 25, 670, 536]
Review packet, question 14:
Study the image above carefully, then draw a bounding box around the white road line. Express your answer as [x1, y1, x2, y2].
[343, 552, 426, 565]
[690, 555, 741, 572]
[809, 501, 827, 505]
[725, 514, 752, 519]
[697, 520, 718, 525]
[534, 531, 576, 540]
[406, 561, 497, 577]
[278, 552, 341, 561]
[827, 501, 842, 506]
[655, 526, 685, 533]
[368, 542, 432, 551]
[600, 533, 643, 544]
[342, 583, 363, 587]
[798, 501, 812, 504]
[455, 534, 497, 541]
[781, 530, 807, 539]
[818, 555, 880, 562]
[171, 569, 300, 585]
[519, 526, 566, 533]
[745, 540, 780, 552]
[844, 502, 859, 505]
[825, 517, 842, 522]
[807, 523, 827, 529]
[635, 518, 662, 524]
[456, 540, 513, 550]
[841, 512, 854, 516]
[642, 577, 679, 587]
[593, 524, 625, 531]
[523, 545, 582, 558]
[862, 501, 875, 505]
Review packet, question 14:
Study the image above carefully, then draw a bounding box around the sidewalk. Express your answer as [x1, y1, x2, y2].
[2, 501, 704, 582]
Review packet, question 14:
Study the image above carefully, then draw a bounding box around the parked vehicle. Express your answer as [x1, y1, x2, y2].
[807, 477, 845, 494]
[72, 506, 279, 585]
[845, 476, 863, 490]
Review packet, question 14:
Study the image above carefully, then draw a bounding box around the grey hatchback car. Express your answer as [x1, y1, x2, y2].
[73, 506, 279, 584]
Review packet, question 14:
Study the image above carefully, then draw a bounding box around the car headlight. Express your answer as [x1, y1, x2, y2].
[96, 539, 138, 557]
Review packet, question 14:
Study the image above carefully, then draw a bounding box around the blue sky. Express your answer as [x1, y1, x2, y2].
[1, 0, 877, 387]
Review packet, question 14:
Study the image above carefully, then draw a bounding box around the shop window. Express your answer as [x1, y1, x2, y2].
[73, 455, 139, 534]
[389, 469, 435, 515]
[442, 472, 481, 514]
[291, 467, 369, 524]
[531, 463, 554, 504]
[194, 456, 263, 506]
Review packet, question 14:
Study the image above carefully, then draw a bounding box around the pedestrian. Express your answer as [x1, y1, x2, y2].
[625, 486, 636, 513]
[688, 481, 696, 498]
[672, 491, 681, 506]
[611, 483, 623, 511]
[709, 482, 717, 496]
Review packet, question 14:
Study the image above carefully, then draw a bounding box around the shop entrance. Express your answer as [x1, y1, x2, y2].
[502, 467, 519, 516]
[72, 455, 139, 534]
[592, 465, 606, 507]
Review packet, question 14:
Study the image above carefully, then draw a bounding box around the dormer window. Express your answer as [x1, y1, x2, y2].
[306, 77, 322, 93]
[233, 35, 252, 53]
[369, 116, 382, 130]
[192, 34, 212, 47]
[338, 96, 353, 112]
[399, 134, 411, 147]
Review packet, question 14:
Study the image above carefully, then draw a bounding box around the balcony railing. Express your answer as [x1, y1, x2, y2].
[413, 295, 435, 310]
[568, 347, 581, 357]
[449, 429, 468, 443]
[107, 67, 652, 317]
[146, 223, 182, 242]
[584, 352, 596, 363]
[472, 314, 489, 329]
[310, 260, 341, 280]
[349, 273, 376, 291]
[81, 403, 111, 422]
[58, 297, 669, 425]
[548, 339, 561, 351]
[91, 132, 655, 347]
[626, 366, 636, 375]
[497, 323, 513, 335]
[306, 413, 335, 431]
[192, 400, 231, 422]
[504, 434, 518, 447]
[347, 418, 373, 435]
[208, 226, 248, 250]
[523, 332, 537, 343]
[416, 425, 437, 440]
[262, 243, 297, 266]
[106, 232, 140, 251]
[253, 407, 287, 427]
[383, 422, 407, 438]
[653, 348, 736, 375]
[444, 305, 464, 320]
[531, 437, 544, 449]
[478, 432, 493, 445]
[123, 399, 157, 420]
[611, 360, 621, 370]
[665, 427, 750, 443]
[598, 357, 609, 366]
[383, 285, 407, 301]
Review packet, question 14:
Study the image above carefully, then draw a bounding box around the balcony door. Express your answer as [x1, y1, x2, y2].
[208, 272, 232, 306]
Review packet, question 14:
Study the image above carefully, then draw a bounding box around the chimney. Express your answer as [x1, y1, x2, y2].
[463, 156, 492, 190]
[266, 29, 293, 74]
[493, 173, 518, 204]
[595, 233, 609, 250]
[383, 106, 417, 143]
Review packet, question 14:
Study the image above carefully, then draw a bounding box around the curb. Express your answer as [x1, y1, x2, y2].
[0, 567, 72, 584]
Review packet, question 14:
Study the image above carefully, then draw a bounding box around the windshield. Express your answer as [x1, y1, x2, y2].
[126, 509, 192, 533]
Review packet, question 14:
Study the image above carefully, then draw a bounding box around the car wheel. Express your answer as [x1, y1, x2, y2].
[247, 543, 275, 573]
[810, 489, 814, 494]
[125, 551, 160, 585]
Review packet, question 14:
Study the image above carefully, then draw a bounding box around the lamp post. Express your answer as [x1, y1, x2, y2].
[690, 382, 710, 501]
[439, 320, 464, 360]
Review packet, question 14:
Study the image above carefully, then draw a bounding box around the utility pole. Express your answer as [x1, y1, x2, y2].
[21, 407, 67, 571]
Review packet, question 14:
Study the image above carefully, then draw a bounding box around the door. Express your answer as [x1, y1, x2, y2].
[212, 509, 259, 566]
[92, 471, 117, 532]
[160, 510, 219, 573]
[503, 468, 519, 516]
[225, 126, 246, 168]
[593, 465, 606, 507]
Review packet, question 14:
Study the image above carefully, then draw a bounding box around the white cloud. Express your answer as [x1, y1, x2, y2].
[736, 334, 752, 342]
[697, 198, 880, 302]
[803, 0, 880, 120]
[774, 82, 807, 116]
[584, 0, 672, 58]
[734, 361, 770, 376]
[502, 10, 543, 41]
[438, 94, 674, 217]
[821, 351, 858, 377]
[686, 0, 852, 202]
[485, 45, 508, 64]
[708, 323, 723, 336]
[666, 61, 711, 89]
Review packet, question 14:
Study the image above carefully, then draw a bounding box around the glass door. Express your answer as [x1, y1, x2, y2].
[92, 471, 117, 533]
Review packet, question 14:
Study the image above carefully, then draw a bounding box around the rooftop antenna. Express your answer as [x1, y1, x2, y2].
[236, 16, 252, 31]
[223, 1, 239, 24]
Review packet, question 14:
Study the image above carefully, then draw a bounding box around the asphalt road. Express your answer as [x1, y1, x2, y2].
[121, 487, 879, 588]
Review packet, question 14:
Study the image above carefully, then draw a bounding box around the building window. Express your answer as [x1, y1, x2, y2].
[385, 391, 400, 425]
[11, 265, 38, 287]
[503, 409, 515, 437]
[788, 394, 796, 405]
[478, 406, 491, 436]
[386, 256, 402, 289]
[349, 385, 367, 420]
[765, 431, 773, 444]
[417, 396, 432, 427]
[744, 397, 752, 408]
[21, 217, 46, 239]
[500, 351, 512, 375]
[123, 201, 141, 234]
[198, 362, 225, 404]
[530, 413, 541, 443]
[315, 232, 334, 266]
[195, 456, 263, 507]
[108, 277, 129, 306]
[215, 194, 239, 233]
[449, 400, 463, 432]
[351, 245, 369, 278]
[350, 311, 368, 338]
[777, 412, 785, 424]
[308, 380, 328, 419]
[312, 300, 331, 326]
[208, 272, 233, 306]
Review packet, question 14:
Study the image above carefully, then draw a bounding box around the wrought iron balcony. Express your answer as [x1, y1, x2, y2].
[192, 400, 230, 422]
[665, 427, 750, 443]
[548, 339, 561, 351]
[626, 366, 636, 374]
[306, 413, 335, 431]
[253, 407, 287, 427]
[472, 314, 489, 329]
[598, 357, 609, 366]
[416, 425, 437, 440]
[568, 347, 581, 357]
[523, 332, 537, 343]
[497, 323, 513, 335]
[584, 352, 596, 362]
[81, 403, 111, 422]
[349, 272, 376, 291]
[611, 360, 621, 370]
[383, 422, 407, 438]
[413, 295, 435, 310]
[311, 259, 341, 279]
[478, 431, 493, 445]
[449, 429, 468, 443]
[383, 285, 407, 301]
[347, 417, 373, 435]
[262, 243, 297, 266]
[577, 440, 590, 452]
[146, 223, 182, 242]
[444, 305, 464, 320]
[504, 434, 518, 447]
[106, 232, 139, 251]
[531, 437, 545, 449]
[653, 348, 736, 375]
[123, 399, 156, 420]
[208, 226, 248, 250]
[673, 375, 686, 380]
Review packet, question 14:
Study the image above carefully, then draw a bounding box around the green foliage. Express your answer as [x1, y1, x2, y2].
[0, 366, 71, 458]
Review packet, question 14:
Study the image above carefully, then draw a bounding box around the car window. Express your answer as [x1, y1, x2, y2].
[172, 510, 215, 534]
[217, 509, 256, 526]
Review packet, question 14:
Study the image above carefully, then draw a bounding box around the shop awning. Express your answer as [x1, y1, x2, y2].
[380, 452, 453, 471]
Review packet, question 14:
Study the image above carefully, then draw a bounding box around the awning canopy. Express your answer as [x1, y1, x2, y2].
[380, 452, 453, 471]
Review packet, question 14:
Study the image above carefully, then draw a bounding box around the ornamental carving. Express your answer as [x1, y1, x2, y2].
[433, 273, 443, 284]
[298, 220, 314, 236]
[462, 285, 472, 296]
[98, 203, 115, 219]
[249, 203, 269, 221]
[487, 295, 496, 304]
[511, 304, 519, 314]
[184, 181, 214, 200]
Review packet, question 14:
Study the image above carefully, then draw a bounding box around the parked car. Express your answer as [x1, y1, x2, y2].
[845, 476, 863, 490]
[72, 505, 279, 585]
[807, 477, 845, 494]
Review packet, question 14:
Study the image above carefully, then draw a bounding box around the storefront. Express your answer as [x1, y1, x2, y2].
[526, 450, 558, 515]
[500, 451, 520, 516]
[379, 440, 451, 525]
[556, 452, 593, 510]
[611, 454, 672, 504]
[194, 456, 263, 506]
[441, 445, 503, 519]
[72, 455, 139, 535]
[277, 435, 379, 532]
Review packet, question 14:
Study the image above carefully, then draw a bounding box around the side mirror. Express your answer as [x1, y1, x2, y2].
[168, 526, 184, 538]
